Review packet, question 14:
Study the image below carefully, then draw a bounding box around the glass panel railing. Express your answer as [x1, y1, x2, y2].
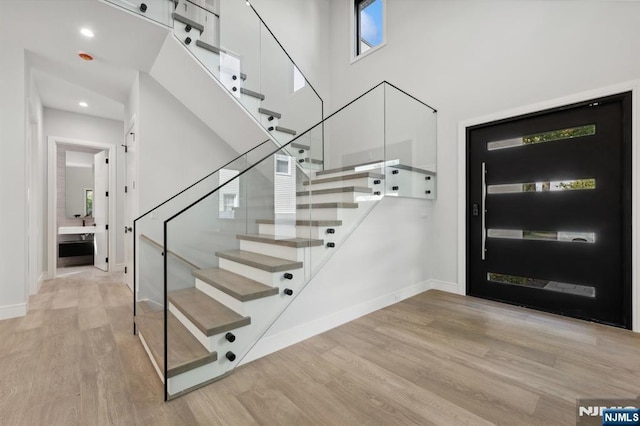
[104, 0, 324, 166]
[172, 0, 323, 156]
[132, 139, 273, 397]
[105, 0, 174, 26]
[160, 82, 436, 399]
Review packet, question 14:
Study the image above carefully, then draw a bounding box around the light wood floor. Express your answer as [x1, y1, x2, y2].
[1, 269, 639, 425]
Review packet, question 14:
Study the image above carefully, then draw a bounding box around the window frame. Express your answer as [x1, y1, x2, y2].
[352, 0, 387, 62]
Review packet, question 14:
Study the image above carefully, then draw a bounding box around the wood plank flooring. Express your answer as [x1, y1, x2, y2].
[1, 267, 639, 425]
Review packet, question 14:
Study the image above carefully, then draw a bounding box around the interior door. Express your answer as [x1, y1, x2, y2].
[466, 92, 632, 328]
[124, 129, 136, 290]
[94, 151, 109, 271]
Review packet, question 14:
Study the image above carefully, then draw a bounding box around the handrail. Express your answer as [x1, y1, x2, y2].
[164, 80, 435, 223]
[133, 139, 270, 223]
[140, 233, 201, 270]
[183, 0, 220, 18]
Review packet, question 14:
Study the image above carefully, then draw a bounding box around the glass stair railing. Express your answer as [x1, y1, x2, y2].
[134, 82, 436, 400]
[104, 0, 324, 170]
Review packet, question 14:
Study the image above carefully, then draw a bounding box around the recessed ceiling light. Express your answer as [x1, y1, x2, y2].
[78, 52, 94, 61]
[81, 28, 94, 38]
[79, 102, 88, 108]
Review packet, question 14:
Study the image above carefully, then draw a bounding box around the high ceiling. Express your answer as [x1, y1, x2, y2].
[0, 0, 170, 121]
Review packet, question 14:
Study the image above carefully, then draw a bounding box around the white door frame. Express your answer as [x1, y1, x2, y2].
[457, 80, 640, 332]
[47, 136, 117, 279]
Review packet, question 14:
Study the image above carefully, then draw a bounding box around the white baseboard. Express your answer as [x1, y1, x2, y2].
[242, 280, 431, 364]
[427, 279, 462, 295]
[0, 302, 28, 320]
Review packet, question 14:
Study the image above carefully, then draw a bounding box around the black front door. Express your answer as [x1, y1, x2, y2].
[466, 92, 632, 328]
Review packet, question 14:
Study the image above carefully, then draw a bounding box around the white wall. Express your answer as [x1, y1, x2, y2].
[248, 0, 331, 106]
[246, 196, 436, 361]
[327, 0, 640, 285]
[137, 73, 240, 215]
[0, 42, 28, 318]
[43, 108, 126, 266]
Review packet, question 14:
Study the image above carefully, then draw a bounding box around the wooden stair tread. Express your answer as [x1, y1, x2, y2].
[291, 142, 310, 150]
[195, 39, 225, 55]
[271, 125, 296, 135]
[256, 219, 343, 227]
[237, 234, 324, 248]
[315, 160, 384, 176]
[172, 12, 204, 33]
[297, 202, 358, 209]
[258, 107, 282, 119]
[303, 172, 384, 186]
[296, 186, 372, 196]
[168, 288, 251, 337]
[193, 268, 279, 302]
[216, 249, 303, 272]
[240, 88, 265, 100]
[135, 310, 217, 378]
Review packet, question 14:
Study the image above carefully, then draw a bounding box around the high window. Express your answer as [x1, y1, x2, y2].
[355, 0, 385, 57]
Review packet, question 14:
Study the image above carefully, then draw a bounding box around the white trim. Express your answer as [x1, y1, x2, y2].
[350, 0, 387, 64]
[457, 80, 640, 333]
[0, 302, 28, 320]
[428, 279, 461, 295]
[47, 136, 118, 280]
[242, 279, 431, 364]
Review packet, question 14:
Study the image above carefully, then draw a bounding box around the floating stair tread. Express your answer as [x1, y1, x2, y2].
[255, 219, 343, 227]
[299, 158, 322, 164]
[389, 164, 437, 176]
[296, 186, 372, 196]
[136, 310, 217, 378]
[196, 39, 225, 55]
[193, 268, 278, 302]
[168, 288, 251, 337]
[272, 126, 296, 136]
[297, 202, 358, 209]
[240, 88, 265, 100]
[237, 234, 324, 248]
[258, 107, 282, 119]
[172, 12, 205, 34]
[315, 160, 384, 177]
[291, 142, 310, 150]
[303, 172, 384, 186]
[216, 249, 303, 272]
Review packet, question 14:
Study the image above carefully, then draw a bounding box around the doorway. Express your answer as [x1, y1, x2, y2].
[466, 92, 632, 328]
[47, 137, 117, 279]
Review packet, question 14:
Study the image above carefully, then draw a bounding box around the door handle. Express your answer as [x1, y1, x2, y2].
[481, 162, 487, 260]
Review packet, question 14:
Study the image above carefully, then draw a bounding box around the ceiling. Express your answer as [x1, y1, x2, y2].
[0, 0, 171, 121]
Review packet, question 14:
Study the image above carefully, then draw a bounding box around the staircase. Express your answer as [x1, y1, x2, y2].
[135, 161, 390, 397]
[104, 0, 437, 401]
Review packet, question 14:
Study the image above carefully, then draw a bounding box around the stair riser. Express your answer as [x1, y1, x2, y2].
[239, 240, 312, 262]
[195, 278, 284, 319]
[257, 224, 341, 239]
[296, 206, 363, 221]
[169, 302, 251, 353]
[219, 258, 305, 287]
[306, 177, 384, 192]
[167, 358, 225, 397]
[296, 192, 374, 204]
[315, 166, 384, 180]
